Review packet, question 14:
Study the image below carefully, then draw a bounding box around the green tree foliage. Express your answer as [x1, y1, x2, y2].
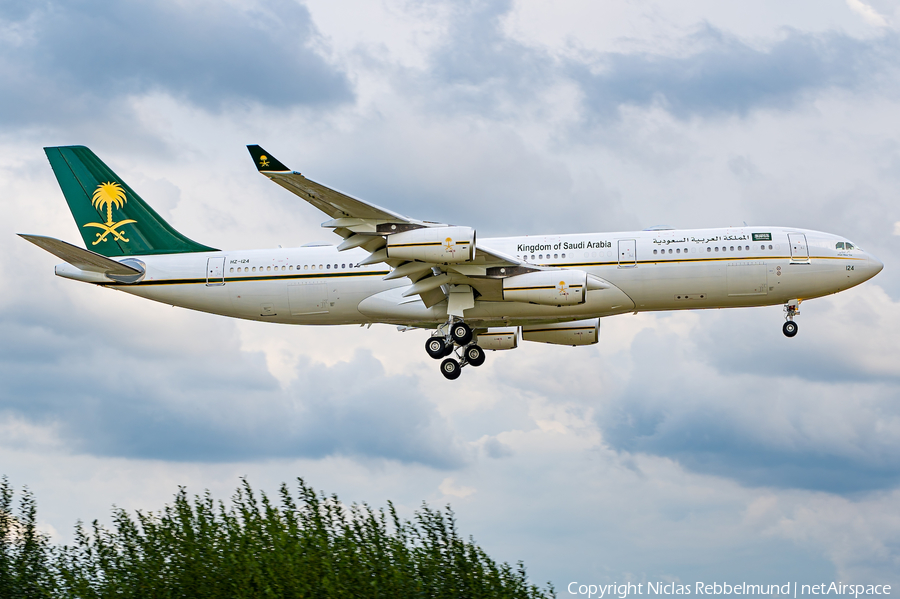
[1, 478, 553, 599]
[0, 477, 54, 599]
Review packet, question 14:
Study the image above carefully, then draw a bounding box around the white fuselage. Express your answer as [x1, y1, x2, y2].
[55, 226, 883, 329]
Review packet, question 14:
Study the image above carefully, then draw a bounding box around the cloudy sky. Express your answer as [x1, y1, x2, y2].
[2, 0, 900, 589]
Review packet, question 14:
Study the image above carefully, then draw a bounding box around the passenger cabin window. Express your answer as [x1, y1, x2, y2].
[653, 249, 658, 255]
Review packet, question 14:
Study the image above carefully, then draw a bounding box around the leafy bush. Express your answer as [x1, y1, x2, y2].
[1, 476, 55, 598]
[1, 477, 553, 599]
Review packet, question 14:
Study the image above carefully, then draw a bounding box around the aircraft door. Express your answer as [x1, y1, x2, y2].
[726, 262, 768, 296]
[288, 282, 329, 315]
[788, 234, 809, 263]
[206, 256, 225, 286]
[618, 239, 636, 267]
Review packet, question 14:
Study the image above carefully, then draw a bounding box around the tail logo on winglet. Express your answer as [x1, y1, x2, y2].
[83, 182, 137, 245]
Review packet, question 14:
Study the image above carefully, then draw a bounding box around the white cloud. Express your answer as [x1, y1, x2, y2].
[439, 477, 477, 498]
[846, 0, 889, 27]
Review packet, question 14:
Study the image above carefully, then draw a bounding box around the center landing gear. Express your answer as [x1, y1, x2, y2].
[782, 300, 799, 337]
[426, 320, 485, 380]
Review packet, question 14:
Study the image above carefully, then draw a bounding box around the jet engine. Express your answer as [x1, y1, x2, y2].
[386, 226, 475, 263]
[476, 327, 519, 350]
[502, 269, 587, 306]
[522, 318, 599, 346]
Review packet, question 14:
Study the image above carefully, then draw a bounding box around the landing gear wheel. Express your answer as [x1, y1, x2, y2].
[464, 344, 485, 367]
[441, 343, 455, 357]
[450, 322, 473, 345]
[425, 336, 447, 359]
[440, 358, 461, 380]
[783, 321, 798, 337]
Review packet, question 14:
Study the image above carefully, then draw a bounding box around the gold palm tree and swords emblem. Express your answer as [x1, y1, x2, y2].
[83, 182, 137, 245]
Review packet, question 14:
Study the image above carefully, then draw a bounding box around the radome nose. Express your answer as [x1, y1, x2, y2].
[868, 254, 884, 277]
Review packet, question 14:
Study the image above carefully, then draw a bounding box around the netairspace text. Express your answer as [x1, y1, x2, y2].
[566, 582, 892, 598]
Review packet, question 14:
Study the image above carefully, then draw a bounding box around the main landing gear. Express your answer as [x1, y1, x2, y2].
[782, 300, 799, 338]
[425, 320, 485, 380]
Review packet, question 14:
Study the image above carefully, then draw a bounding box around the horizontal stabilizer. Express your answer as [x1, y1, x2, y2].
[18, 234, 142, 276]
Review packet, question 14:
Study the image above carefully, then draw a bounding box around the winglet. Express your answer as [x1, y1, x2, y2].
[247, 145, 291, 172]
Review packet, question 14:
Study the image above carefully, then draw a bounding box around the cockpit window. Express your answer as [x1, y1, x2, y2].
[835, 242, 844, 249]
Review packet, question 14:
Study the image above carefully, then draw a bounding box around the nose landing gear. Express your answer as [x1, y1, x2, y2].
[783, 300, 800, 337]
[426, 320, 484, 379]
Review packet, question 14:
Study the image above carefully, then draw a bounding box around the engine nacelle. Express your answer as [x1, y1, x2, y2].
[522, 318, 599, 346]
[476, 327, 518, 350]
[386, 226, 475, 263]
[502, 269, 587, 306]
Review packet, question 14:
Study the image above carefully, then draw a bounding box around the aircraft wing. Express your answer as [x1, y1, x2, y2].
[247, 145, 410, 222]
[19, 234, 143, 276]
[247, 145, 531, 310]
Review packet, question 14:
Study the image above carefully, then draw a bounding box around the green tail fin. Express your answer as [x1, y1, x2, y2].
[44, 146, 218, 257]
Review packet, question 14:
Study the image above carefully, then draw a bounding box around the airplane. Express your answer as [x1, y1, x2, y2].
[20, 145, 884, 380]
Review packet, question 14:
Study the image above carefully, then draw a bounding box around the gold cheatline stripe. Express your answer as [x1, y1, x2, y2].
[390, 242, 442, 248]
[107, 254, 863, 287]
[505, 284, 584, 291]
[105, 270, 391, 287]
[548, 255, 864, 268]
[390, 241, 471, 248]
[525, 326, 595, 333]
